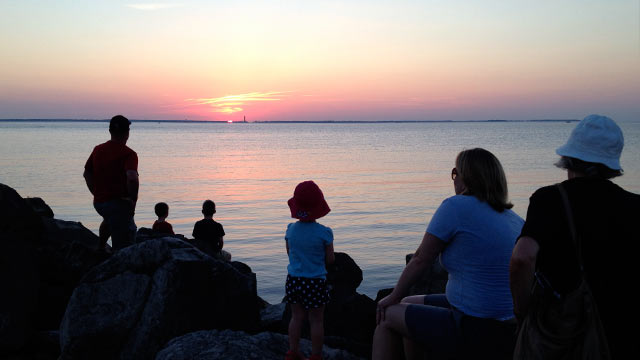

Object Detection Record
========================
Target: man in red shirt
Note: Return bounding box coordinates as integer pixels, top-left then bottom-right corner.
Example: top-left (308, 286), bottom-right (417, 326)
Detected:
top-left (84, 115), bottom-right (139, 250)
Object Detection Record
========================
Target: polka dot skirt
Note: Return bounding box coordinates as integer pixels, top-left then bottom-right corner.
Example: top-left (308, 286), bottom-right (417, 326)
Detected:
top-left (284, 275), bottom-right (330, 309)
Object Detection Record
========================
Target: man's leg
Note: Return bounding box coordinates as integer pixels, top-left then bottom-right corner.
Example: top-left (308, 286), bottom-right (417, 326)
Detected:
top-left (98, 220), bottom-right (111, 249)
top-left (99, 200), bottom-right (136, 251)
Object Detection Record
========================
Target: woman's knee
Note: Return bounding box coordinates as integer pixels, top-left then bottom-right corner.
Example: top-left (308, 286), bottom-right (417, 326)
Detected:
top-left (401, 295), bottom-right (426, 304)
top-left (379, 303), bottom-right (411, 335)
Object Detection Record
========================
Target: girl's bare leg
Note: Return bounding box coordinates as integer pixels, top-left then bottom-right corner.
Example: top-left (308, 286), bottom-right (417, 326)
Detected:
top-left (288, 304), bottom-right (306, 358)
top-left (308, 305), bottom-right (325, 356)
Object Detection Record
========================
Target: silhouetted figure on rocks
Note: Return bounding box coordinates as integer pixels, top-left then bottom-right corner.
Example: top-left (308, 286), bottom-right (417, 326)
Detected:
top-left (192, 199), bottom-right (231, 261)
top-left (152, 202), bottom-right (174, 235)
top-left (83, 115), bottom-right (139, 250)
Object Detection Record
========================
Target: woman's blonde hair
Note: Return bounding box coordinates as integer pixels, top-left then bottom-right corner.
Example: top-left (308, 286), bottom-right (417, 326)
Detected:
top-left (456, 148), bottom-right (513, 212)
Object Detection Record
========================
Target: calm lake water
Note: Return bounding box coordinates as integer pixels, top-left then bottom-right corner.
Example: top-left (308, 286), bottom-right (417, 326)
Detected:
top-left (1, 120), bottom-right (639, 304)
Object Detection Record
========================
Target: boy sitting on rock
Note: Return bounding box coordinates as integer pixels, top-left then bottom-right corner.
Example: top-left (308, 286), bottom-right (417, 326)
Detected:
top-left (152, 202), bottom-right (174, 235)
top-left (192, 200), bottom-right (231, 261)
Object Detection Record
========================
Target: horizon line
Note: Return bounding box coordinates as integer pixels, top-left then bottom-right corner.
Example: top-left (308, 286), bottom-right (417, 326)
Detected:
top-left (0, 118), bottom-right (580, 124)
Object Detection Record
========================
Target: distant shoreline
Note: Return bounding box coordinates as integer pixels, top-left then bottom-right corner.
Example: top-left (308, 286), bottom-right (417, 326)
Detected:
top-left (0, 118), bottom-right (579, 124)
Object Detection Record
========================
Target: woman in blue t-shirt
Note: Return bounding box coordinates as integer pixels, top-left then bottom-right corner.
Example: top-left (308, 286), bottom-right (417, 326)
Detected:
top-left (284, 181), bottom-right (335, 360)
top-left (372, 148), bottom-right (524, 360)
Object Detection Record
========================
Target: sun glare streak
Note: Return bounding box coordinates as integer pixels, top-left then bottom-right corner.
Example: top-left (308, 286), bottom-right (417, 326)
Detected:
top-left (186, 91), bottom-right (290, 114)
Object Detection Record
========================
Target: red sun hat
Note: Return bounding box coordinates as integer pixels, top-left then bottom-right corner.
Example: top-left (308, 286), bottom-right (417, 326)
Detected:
top-left (288, 181), bottom-right (331, 221)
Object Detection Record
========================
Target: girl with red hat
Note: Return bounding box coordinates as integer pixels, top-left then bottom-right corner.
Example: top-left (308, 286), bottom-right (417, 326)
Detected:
top-left (284, 181), bottom-right (335, 360)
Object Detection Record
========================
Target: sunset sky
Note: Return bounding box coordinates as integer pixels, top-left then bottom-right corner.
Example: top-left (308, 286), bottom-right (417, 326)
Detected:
top-left (1, 1), bottom-right (639, 122)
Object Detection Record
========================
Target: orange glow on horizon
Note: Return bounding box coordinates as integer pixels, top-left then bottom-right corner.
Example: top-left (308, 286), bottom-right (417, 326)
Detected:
top-left (185, 91), bottom-right (290, 115)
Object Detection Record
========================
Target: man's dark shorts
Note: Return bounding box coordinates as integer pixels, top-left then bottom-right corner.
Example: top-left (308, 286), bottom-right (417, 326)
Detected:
top-left (94, 199), bottom-right (136, 250)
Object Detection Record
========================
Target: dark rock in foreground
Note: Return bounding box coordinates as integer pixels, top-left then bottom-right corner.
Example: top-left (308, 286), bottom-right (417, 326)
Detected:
top-left (155, 329), bottom-right (365, 360)
top-left (326, 252), bottom-right (363, 298)
top-left (24, 197), bottom-right (54, 219)
top-left (136, 227), bottom-right (190, 243)
top-left (0, 183), bottom-right (41, 354)
top-left (260, 302), bottom-right (287, 333)
top-left (325, 253), bottom-right (376, 350)
top-left (37, 218), bottom-right (111, 330)
top-left (60, 238), bottom-right (261, 360)
top-left (1, 182), bottom-right (113, 359)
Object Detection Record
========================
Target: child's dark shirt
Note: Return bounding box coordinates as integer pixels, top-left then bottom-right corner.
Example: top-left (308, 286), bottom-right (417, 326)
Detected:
top-left (192, 218), bottom-right (225, 252)
top-left (152, 220), bottom-right (174, 235)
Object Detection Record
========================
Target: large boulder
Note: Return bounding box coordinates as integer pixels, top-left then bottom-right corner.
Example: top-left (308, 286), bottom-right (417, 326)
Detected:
top-left (135, 227), bottom-right (190, 243)
top-left (155, 329), bottom-right (365, 360)
top-left (24, 197), bottom-right (55, 219)
top-left (260, 302), bottom-right (287, 333)
top-left (60, 238), bottom-right (260, 360)
top-left (326, 252), bottom-right (362, 298)
top-left (325, 253), bottom-right (376, 348)
top-left (1, 183), bottom-right (111, 358)
top-left (0, 184), bottom-right (41, 355)
top-left (36, 218), bottom-right (111, 330)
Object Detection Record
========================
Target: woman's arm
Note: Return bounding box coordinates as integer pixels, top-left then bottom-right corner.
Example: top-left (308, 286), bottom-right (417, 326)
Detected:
top-left (510, 236), bottom-right (539, 323)
top-left (377, 232), bottom-right (445, 323)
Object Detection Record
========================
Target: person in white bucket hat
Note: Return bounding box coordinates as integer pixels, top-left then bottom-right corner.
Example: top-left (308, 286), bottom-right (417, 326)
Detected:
top-left (556, 114), bottom-right (624, 175)
top-left (510, 115), bottom-right (640, 358)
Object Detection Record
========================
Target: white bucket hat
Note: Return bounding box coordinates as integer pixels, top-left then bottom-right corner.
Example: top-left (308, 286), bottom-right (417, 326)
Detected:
top-left (556, 114), bottom-right (624, 170)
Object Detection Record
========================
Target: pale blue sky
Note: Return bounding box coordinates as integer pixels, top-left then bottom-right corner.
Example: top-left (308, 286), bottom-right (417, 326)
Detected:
top-left (1, 1), bottom-right (638, 121)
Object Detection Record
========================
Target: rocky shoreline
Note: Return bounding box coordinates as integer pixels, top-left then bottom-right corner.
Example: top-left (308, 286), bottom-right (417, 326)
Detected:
top-left (0, 183), bottom-right (447, 360)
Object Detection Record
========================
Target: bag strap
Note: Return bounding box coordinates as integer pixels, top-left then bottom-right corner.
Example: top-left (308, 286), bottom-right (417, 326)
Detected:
top-left (555, 183), bottom-right (612, 357)
top-left (556, 183), bottom-right (584, 273)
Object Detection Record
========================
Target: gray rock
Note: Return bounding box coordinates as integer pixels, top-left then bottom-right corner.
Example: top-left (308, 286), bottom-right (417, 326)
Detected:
top-left (155, 330), bottom-right (365, 360)
top-left (136, 227), bottom-right (190, 243)
top-left (24, 197), bottom-right (55, 218)
top-left (60, 238), bottom-right (260, 360)
top-left (326, 252), bottom-right (362, 299)
top-left (0, 183), bottom-right (41, 354)
top-left (1, 184), bottom-right (111, 357)
top-left (37, 218), bottom-right (111, 330)
top-left (260, 302), bottom-right (287, 333)
top-left (325, 254), bottom-right (376, 348)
